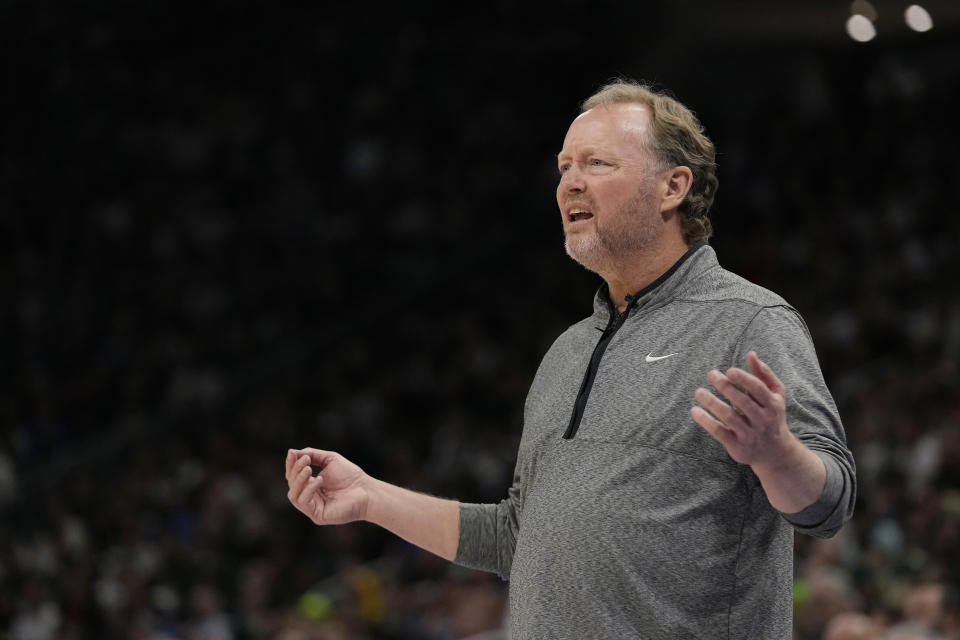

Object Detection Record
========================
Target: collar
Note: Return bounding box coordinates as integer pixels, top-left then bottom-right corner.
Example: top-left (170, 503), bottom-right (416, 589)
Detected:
top-left (591, 242), bottom-right (716, 321)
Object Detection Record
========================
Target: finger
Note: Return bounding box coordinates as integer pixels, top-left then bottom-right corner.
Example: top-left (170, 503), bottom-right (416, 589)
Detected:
top-left (746, 351), bottom-right (786, 395)
top-left (299, 448), bottom-right (337, 468)
top-left (690, 406), bottom-right (737, 447)
top-left (295, 471), bottom-right (321, 509)
top-left (707, 369), bottom-right (762, 423)
top-left (723, 367), bottom-right (772, 409)
top-left (287, 460), bottom-right (312, 499)
top-left (286, 449), bottom-right (311, 482)
top-left (694, 386), bottom-right (750, 430)
top-left (305, 476), bottom-right (329, 522)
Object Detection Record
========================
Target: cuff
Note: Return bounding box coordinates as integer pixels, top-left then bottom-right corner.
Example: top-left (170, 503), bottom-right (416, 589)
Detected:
top-left (780, 450), bottom-right (846, 535)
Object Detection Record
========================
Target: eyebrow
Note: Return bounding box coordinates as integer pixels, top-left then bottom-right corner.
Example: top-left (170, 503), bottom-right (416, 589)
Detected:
top-left (556, 148), bottom-right (597, 161)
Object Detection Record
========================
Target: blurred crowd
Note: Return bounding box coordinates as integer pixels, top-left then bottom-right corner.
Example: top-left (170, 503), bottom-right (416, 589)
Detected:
top-left (3, 3), bottom-right (959, 639)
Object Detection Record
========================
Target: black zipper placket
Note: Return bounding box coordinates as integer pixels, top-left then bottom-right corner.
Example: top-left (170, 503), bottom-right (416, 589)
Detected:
top-left (562, 295), bottom-right (639, 440)
top-left (559, 243), bottom-right (704, 441)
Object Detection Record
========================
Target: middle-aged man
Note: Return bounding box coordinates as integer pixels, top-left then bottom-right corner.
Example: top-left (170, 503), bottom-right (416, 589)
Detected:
top-left (285, 78), bottom-right (856, 638)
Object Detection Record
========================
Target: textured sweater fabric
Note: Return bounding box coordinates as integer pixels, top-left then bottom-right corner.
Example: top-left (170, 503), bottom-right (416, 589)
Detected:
top-left (454, 244), bottom-right (856, 639)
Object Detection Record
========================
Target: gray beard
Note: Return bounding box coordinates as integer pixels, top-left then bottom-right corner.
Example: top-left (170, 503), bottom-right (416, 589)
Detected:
top-left (564, 231), bottom-right (620, 275)
top-left (563, 190), bottom-right (661, 275)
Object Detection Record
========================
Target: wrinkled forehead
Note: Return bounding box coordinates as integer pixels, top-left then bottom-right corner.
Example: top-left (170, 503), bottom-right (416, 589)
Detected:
top-left (561, 103), bottom-right (653, 154)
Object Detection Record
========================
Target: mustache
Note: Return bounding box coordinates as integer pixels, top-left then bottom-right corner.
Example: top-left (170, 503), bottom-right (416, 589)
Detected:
top-left (563, 198), bottom-right (595, 210)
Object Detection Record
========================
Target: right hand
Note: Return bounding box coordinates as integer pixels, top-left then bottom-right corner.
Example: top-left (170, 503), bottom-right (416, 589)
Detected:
top-left (285, 448), bottom-right (370, 525)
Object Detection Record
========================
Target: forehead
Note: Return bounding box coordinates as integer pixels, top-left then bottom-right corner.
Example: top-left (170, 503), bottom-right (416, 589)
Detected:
top-left (560, 103), bottom-right (652, 157)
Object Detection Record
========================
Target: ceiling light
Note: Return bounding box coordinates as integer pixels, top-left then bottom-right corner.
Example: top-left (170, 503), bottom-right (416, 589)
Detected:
top-left (904, 5), bottom-right (933, 32)
top-left (846, 14), bottom-right (877, 42)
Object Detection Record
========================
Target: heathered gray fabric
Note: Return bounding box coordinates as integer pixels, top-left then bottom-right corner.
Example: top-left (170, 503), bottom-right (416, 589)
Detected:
top-left (454, 245), bottom-right (856, 639)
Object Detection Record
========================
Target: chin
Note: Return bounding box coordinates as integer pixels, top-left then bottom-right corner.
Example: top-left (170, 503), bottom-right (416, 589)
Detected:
top-left (564, 238), bottom-right (611, 275)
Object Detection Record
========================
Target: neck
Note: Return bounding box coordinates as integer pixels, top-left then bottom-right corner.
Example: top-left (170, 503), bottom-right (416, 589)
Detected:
top-left (604, 237), bottom-right (691, 312)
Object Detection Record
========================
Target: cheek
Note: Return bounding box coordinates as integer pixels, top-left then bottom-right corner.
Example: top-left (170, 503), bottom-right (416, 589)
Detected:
top-left (608, 185), bottom-right (640, 210)
top-left (556, 190), bottom-right (568, 219)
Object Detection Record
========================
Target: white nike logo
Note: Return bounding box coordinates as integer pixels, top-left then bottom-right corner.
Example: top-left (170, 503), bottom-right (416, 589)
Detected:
top-left (645, 352), bottom-right (678, 363)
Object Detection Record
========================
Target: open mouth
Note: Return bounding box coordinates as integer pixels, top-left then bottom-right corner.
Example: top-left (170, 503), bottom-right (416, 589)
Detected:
top-left (568, 208), bottom-right (594, 222)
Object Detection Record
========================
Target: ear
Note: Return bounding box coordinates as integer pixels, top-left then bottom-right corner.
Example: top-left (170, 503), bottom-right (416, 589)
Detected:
top-left (659, 165), bottom-right (693, 214)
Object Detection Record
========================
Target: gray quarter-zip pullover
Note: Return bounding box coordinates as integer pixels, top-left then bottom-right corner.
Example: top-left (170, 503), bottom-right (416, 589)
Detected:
top-left (455, 244), bottom-right (856, 639)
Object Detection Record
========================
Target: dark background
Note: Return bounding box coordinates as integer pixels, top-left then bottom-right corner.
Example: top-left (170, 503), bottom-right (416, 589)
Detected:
top-left (3, 1), bottom-right (959, 638)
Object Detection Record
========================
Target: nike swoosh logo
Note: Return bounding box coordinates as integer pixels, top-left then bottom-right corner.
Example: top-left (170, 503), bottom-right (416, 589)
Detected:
top-left (645, 352), bottom-right (678, 363)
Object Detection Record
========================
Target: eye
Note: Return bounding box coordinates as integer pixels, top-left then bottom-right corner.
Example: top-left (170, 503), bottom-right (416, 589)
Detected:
top-left (590, 158), bottom-right (606, 166)
top-left (558, 163), bottom-right (570, 174)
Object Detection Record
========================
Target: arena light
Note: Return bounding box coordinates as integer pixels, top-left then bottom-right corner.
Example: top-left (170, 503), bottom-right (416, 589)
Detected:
top-left (904, 5), bottom-right (933, 32)
top-left (846, 14), bottom-right (877, 41)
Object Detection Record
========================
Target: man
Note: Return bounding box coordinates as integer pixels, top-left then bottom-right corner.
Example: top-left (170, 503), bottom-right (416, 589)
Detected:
top-left (285, 79), bottom-right (856, 638)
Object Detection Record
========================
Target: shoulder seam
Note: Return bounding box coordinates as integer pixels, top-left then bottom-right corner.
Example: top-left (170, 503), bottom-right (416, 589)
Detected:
top-left (731, 307), bottom-right (767, 369)
top-left (673, 297), bottom-right (795, 311)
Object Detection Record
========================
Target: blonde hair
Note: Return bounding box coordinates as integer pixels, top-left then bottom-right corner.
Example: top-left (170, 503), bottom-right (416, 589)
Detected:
top-left (582, 79), bottom-right (718, 244)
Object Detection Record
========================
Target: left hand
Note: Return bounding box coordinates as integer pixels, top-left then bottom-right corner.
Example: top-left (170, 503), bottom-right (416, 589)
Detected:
top-left (690, 351), bottom-right (793, 468)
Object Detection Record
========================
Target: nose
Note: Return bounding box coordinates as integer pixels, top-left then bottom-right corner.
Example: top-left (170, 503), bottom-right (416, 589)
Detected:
top-left (558, 164), bottom-right (585, 194)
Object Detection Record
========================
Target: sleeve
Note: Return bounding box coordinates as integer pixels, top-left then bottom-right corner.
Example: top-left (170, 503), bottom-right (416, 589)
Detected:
top-left (735, 305), bottom-right (857, 538)
top-left (452, 328), bottom-right (571, 580)
top-left (454, 479), bottom-right (522, 581)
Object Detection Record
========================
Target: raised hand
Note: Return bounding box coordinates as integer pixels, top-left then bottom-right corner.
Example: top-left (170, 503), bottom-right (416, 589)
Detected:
top-left (690, 351), bottom-right (792, 468)
top-left (690, 350), bottom-right (827, 513)
top-left (285, 448), bottom-right (370, 525)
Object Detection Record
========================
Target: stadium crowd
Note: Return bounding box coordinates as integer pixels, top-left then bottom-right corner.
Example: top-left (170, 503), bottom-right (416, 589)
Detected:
top-left (3, 3), bottom-right (959, 639)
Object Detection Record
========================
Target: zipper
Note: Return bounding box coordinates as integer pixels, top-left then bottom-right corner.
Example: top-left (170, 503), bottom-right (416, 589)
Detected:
top-left (560, 244), bottom-right (702, 440)
top-left (562, 296), bottom-right (638, 439)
